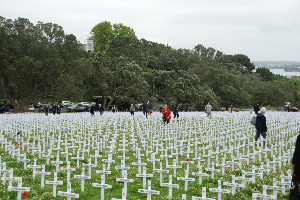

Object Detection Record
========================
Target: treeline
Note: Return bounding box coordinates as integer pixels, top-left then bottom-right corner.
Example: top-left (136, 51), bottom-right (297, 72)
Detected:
top-left (1, 17), bottom-right (300, 111)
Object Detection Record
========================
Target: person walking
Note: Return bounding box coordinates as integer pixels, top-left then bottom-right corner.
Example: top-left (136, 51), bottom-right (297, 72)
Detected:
top-left (142, 102), bottom-right (148, 119)
top-left (147, 101), bottom-right (153, 116)
top-left (57, 105), bottom-right (61, 115)
top-left (255, 107), bottom-right (267, 146)
top-left (173, 102), bottom-right (179, 119)
top-left (162, 104), bottom-right (171, 124)
top-left (254, 104), bottom-right (259, 114)
top-left (205, 102), bottom-right (212, 119)
top-left (130, 104), bottom-right (135, 116)
top-left (44, 105), bottom-right (49, 116)
top-left (90, 103), bottom-right (96, 117)
top-left (52, 104), bottom-right (56, 115)
top-left (291, 134), bottom-right (300, 198)
top-left (98, 104), bottom-right (104, 116)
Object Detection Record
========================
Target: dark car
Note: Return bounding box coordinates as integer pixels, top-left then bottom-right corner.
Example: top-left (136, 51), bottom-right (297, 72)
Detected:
top-left (284, 106), bottom-right (299, 112)
top-left (0, 105), bottom-right (9, 113)
top-left (39, 105), bottom-right (53, 112)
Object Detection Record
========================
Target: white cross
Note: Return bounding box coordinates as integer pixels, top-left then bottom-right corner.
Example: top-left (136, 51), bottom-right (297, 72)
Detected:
top-left (19, 153), bottom-right (30, 169)
top-left (205, 162), bottom-right (221, 179)
top-left (1, 168), bottom-right (15, 187)
top-left (83, 158), bottom-right (96, 176)
top-left (132, 149), bottom-right (146, 174)
top-left (209, 180), bottom-right (230, 200)
top-left (215, 158), bottom-right (230, 176)
top-left (27, 159), bottom-right (41, 180)
top-left (91, 148), bottom-right (102, 165)
top-left (167, 159), bottom-right (182, 178)
top-left (160, 175), bottom-right (179, 199)
top-left (71, 150), bottom-right (84, 168)
top-left (153, 162), bottom-right (169, 184)
top-left (61, 161), bottom-right (76, 182)
top-left (92, 174), bottom-right (112, 200)
top-left (34, 164), bottom-right (51, 188)
top-left (136, 166), bottom-right (154, 188)
top-left (234, 170), bottom-right (254, 188)
top-left (192, 165), bottom-right (209, 185)
top-left (116, 170), bottom-right (134, 198)
top-left (7, 177), bottom-right (30, 200)
top-left (192, 187), bottom-right (215, 200)
top-left (223, 175), bottom-right (244, 195)
top-left (42, 149), bottom-right (54, 165)
top-left (58, 182), bottom-right (79, 200)
top-left (177, 170), bottom-right (195, 191)
top-left (138, 180), bottom-right (160, 200)
top-left (46, 172), bottom-right (63, 197)
top-left (74, 167), bottom-right (91, 192)
top-left (252, 185), bottom-right (277, 200)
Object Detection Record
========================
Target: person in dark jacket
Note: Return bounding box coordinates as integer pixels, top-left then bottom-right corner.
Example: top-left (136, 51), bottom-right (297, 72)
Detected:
top-left (142, 102), bottom-right (148, 119)
top-left (253, 104), bottom-right (259, 114)
top-left (159, 105), bottom-right (163, 113)
top-left (90, 103), bottom-right (95, 117)
top-left (44, 105), bottom-right (49, 116)
top-left (255, 107), bottom-right (267, 146)
top-left (52, 104), bottom-right (56, 115)
top-left (291, 134), bottom-right (300, 186)
top-left (173, 102), bottom-right (179, 119)
top-left (98, 104), bottom-right (104, 116)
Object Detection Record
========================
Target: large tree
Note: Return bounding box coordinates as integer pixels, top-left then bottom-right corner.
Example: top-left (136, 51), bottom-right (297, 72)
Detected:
top-left (91, 21), bottom-right (137, 53)
top-left (0, 17), bottom-right (83, 111)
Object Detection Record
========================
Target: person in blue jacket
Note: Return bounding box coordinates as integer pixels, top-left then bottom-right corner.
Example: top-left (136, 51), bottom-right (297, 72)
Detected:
top-left (255, 107), bottom-right (267, 146)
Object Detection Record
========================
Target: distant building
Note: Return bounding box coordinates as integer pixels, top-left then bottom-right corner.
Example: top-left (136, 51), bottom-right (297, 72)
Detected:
top-left (84, 35), bottom-right (94, 52)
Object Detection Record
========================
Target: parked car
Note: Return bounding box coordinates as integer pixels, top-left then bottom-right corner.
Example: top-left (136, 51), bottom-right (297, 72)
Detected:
top-left (67, 104), bottom-right (87, 112)
top-left (29, 105), bottom-right (34, 111)
top-left (78, 102), bottom-right (90, 107)
top-left (34, 102), bottom-right (48, 108)
top-left (284, 106), bottom-right (299, 112)
top-left (58, 101), bottom-right (73, 108)
top-left (0, 105), bottom-right (9, 113)
top-left (39, 105), bottom-right (53, 112)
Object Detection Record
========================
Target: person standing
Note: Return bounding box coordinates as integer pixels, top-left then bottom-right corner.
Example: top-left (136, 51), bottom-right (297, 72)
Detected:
top-left (130, 104), bottom-right (135, 116)
top-left (162, 105), bottom-right (171, 124)
top-left (254, 104), bottom-right (259, 114)
top-left (98, 104), bottom-right (104, 116)
top-left (52, 104), bottom-right (56, 115)
top-left (255, 107), bottom-right (267, 146)
top-left (288, 104), bottom-right (290, 112)
top-left (173, 102), bottom-right (179, 119)
top-left (90, 103), bottom-right (95, 117)
top-left (112, 106), bottom-right (116, 113)
top-left (57, 105), bottom-right (61, 115)
top-left (291, 134), bottom-right (300, 192)
top-left (142, 102), bottom-right (148, 119)
top-left (159, 105), bottom-right (163, 113)
top-left (205, 102), bottom-right (212, 119)
top-left (147, 101), bottom-right (153, 116)
top-left (229, 105), bottom-right (233, 113)
top-left (44, 105), bottom-right (49, 116)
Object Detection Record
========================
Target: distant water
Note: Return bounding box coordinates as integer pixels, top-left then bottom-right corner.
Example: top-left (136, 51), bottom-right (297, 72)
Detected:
top-left (269, 69), bottom-right (300, 76)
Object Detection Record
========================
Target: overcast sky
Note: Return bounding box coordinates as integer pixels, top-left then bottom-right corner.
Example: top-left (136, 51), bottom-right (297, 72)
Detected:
top-left (1, 0), bottom-right (299, 61)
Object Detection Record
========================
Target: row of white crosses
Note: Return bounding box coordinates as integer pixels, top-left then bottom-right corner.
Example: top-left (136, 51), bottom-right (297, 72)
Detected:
top-left (0, 111), bottom-right (299, 199)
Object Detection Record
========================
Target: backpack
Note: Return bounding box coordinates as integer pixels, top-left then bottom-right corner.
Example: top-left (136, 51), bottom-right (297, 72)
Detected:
top-left (250, 116), bottom-right (256, 126)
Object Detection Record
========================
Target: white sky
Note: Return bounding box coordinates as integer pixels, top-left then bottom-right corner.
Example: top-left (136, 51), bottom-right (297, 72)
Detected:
top-left (1, 0), bottom-right (299, 61)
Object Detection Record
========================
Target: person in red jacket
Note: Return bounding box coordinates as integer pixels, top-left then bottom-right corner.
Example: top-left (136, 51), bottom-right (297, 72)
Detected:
top-left (162, 104), bottom-right (171, 124)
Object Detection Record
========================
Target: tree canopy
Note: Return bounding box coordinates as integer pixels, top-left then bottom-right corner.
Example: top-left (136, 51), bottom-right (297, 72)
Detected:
top-left (1, 16), bottom-right (298, 111)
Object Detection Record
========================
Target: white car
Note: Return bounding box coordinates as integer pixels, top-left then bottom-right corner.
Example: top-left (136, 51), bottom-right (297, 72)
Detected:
top-left (78, 102), bottom-right (90, 107)
top-left (29, 105), bottom-right (34, 111)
